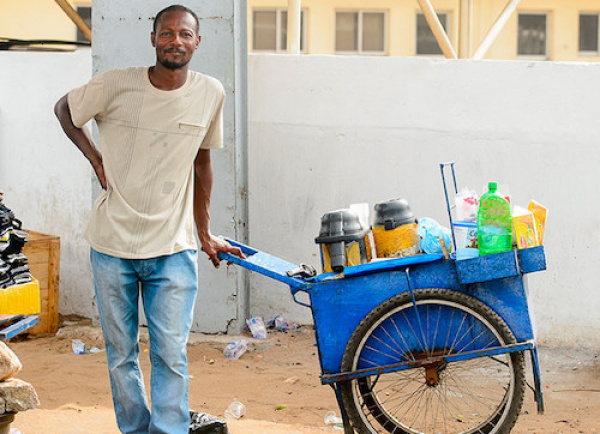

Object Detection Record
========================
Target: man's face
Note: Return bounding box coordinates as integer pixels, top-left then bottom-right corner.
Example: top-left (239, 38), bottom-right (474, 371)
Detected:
top-left (151, 10), bottom-right (200, 70)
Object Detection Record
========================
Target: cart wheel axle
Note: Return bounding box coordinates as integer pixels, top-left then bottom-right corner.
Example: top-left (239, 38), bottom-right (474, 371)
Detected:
top-left (425, 363), bottom-right (440, 387)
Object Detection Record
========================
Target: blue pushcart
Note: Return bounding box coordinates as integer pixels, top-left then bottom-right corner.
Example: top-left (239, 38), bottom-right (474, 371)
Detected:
top-left (218, 165), bottom-right (547, 434)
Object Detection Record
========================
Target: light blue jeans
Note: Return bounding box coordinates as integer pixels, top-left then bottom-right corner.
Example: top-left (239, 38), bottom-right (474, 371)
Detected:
top-left (90, 248), bottom-right (198, 434)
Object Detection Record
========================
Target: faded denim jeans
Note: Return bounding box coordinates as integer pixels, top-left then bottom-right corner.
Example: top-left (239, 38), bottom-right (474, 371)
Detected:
top-left (90, 248), bottom-right (198, 434)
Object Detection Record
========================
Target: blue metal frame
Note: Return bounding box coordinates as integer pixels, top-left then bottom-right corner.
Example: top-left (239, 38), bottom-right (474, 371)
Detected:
top-left (0, 315), bottom-right (39, 340)
top-left (440, 162), bottom-right (459, 251)
top-left (218, 240), bottom-right (546, 414)
top-left (220, 239), bottom-right (309, 292)
top-left (321, 341), bottom-right (535, 384)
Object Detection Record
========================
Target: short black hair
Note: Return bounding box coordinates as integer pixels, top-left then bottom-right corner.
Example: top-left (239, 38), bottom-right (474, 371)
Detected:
top-left (153, 5), bottom-right (199, 34)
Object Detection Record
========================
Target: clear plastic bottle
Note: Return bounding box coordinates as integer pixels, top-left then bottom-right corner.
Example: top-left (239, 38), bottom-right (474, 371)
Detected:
top-left (324, 410), bottom-right (344, 430)
top-left (477, 182), bottom-right (513, 255)
top-left (224, 401), bottom-right (246, 419)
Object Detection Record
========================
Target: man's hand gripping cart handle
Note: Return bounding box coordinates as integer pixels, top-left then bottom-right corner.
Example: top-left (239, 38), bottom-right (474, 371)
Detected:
top-left (216, 237), bottom-right (316, 307)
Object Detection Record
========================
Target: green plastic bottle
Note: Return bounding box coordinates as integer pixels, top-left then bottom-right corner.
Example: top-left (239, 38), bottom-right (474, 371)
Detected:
top-left (477, 182), bottom-right (513, 255)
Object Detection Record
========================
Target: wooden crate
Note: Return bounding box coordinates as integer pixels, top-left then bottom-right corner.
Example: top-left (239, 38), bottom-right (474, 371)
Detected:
top-left (21, 230), bottom-right (60, 334)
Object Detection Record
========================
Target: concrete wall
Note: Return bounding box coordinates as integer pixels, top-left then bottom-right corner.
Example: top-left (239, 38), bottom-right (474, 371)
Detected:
top-left (2, 49), bottom-right (599, 348)
top-left (248, 54), bottom-right (600, 349)
top-left (1, 0), bottom-right (249, 333)
top-left (0, 49), bottom-right (95, 319)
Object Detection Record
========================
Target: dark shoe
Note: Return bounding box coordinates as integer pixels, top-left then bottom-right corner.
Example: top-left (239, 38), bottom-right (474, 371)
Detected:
top-left (0, 202), bottom-right (21, 230)
top-left (1, 229), bottom-right (27, 256)
top-left (0, 210), bottom-right (10, 240)
top-left (11, 272), bottom-right (32, 285)
top-left (5, 254), bottom-right (28, 268)
top-left (0, 259), bottom-right (9, 276)
top-left (189, 411), bottom-right (228, 434)
top-left (0, 202), bottom-right (15, 221)
top-left (0, 274), bottom-right (13, 288)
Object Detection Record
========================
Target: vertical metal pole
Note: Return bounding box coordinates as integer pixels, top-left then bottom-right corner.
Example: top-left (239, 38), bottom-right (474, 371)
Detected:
top-left (287, 0), bottom-right (301, 54)
top-left (473, 0), bottom-right (521, 59)
top-left (234, 0), bottom-right (250, 328)
top-left (440, 163), bottom-right (458, 253)
top-left (415, 0), bottom-right (457, 59)
top-left (405, 269), bottom-right (428, 355)
top-left (530, 345), bottom-right (545, 414)
top-left (459, 0), bottom-right (473, 58)
top-left (328, 384), bottom-right (354, 433)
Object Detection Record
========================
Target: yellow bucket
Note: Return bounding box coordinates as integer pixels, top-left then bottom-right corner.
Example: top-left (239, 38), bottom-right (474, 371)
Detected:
top-left (372, 223), bottom-right (420, 258)
top-left (320, 236), bottom-right (372, 273)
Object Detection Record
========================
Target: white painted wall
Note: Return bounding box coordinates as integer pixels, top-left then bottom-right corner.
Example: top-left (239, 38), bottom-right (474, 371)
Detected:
top-left (0, 49), bottom-right (96, 319)
top-left (2, 50), bottom-right (598, 348)
top-left (248, 54), bottom-right (599, 349)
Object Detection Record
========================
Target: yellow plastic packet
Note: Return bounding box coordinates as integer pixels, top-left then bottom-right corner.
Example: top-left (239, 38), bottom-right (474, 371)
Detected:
top-left (513, 207), bottom-right (538, 249)
top-left (528, 200), bottom-right (547, 245)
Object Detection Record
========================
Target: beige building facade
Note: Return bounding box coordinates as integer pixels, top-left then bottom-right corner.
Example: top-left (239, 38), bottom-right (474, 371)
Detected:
top-left (2, 0), bottom-right (600, 62)
top-left (248, 0), bottom-right (600, 61)
top-left (0, 0), bottom-right (92, 43)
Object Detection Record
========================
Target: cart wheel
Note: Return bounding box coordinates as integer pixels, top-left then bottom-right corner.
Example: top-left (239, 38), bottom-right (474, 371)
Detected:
top-left (340, 288), bottom-right (525, 434)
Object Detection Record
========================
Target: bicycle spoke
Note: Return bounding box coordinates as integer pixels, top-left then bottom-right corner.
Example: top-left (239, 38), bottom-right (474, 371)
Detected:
top-left (342, 291), bottom-right (525, 434)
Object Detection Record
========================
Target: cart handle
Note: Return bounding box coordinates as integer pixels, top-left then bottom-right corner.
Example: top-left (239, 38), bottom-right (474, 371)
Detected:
top-left (217, 237), bottom-right (314, 299)
top-left (440, 162), bottom-right (458, 252)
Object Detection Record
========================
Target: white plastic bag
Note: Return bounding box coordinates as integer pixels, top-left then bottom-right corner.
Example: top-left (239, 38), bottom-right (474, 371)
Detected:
top-left (418, 218), bottom-right (452, 254)
top-left (71, 339), bottom-right (86, 355)
top-left (223, 339), bottom-right (249, 360)
top-left (454, 188), bottom-right (479, 222)
top-left (246, 317), bottom-right (267, 339)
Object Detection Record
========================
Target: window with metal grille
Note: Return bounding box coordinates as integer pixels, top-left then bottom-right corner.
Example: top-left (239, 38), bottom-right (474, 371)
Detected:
top-left (517, 13), bottom-right (548, 58)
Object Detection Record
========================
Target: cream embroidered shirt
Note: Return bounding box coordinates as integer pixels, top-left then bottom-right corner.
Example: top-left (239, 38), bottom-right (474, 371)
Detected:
top-left (68, 66), bottom-right (225, 259)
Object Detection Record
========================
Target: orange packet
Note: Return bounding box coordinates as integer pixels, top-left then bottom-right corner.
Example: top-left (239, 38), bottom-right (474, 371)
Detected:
top-left (528, 200), bottom-right (547, 245)
top-left (513, 207), bottom-right (538, 249)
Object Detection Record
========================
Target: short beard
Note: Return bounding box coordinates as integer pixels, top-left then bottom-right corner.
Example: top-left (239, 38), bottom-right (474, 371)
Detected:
top-left (158, 57), bottom-right (190, 70)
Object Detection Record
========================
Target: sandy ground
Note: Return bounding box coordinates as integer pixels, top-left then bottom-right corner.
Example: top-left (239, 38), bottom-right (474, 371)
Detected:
top-left (5, 318), bottom-right (600, 433)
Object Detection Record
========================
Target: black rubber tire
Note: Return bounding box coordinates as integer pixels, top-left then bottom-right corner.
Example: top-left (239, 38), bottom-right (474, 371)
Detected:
top-left (340, 288), bottom-right (526, 434)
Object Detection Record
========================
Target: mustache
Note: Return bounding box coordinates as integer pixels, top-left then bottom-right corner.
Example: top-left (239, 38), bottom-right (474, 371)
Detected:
top-left (164, 48), bottom-right (186, 54)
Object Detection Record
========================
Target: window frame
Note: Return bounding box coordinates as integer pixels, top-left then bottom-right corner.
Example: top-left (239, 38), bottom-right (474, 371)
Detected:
top-left (578, 12), bottom-right (600, 56)
top-left (516, 11), bottom-right (550, 60)
top-left (252, 8), bottom-right (308, 54)
top-left (75, 5), bottom-right (92, 44)
top-left (334, 10), bottom-right (388, 55)
top-left (415, 11), bottom-right (451, 57)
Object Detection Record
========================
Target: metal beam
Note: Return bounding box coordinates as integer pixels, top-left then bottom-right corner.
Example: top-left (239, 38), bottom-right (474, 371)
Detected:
top-left (473, 0), bottom-right (521, 59)
top-left (416, 0), bottom-right (457, 59)
top-left (54, 0), bottom-right (92, 43)
top-left (459, 0), bottom-right (473, 58)
top-left (321, 341), bottom-right (536, 384)
top-left (287, 0), bottom-right (301, 54)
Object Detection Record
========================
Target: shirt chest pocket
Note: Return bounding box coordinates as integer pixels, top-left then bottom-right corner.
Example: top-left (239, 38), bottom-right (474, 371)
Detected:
top-left (178, 121), bottom-right (209, 138)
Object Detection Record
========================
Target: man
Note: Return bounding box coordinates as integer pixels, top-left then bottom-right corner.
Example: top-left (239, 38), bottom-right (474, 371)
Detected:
top-left (54, 5), bottom-right (243, 433)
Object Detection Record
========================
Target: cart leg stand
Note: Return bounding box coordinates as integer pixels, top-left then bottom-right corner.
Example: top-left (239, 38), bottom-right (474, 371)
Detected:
top-left (530, 344), bottom-right (545, 414)
top-left (330, 383), bottom-right (355, 433)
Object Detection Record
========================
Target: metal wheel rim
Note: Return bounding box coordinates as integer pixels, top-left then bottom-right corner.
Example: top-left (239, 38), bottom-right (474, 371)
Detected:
top-left (350, 298), bottom-right (516, 434)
